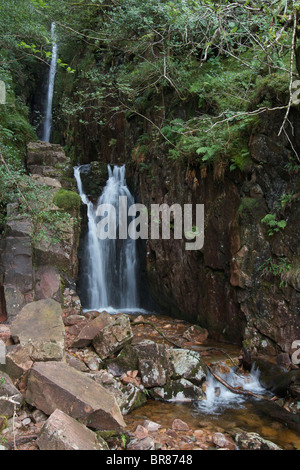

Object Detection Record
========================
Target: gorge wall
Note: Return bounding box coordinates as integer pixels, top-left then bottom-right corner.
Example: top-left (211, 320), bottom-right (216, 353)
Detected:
top-left (57, 91), bottom-right (300, 358)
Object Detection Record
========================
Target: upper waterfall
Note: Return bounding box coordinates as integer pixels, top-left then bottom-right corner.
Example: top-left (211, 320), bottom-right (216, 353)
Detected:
top-left (42, 22), bottom-right (58, 142)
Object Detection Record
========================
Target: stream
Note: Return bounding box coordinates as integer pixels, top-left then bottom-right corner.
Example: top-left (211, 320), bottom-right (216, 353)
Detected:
top-left (122, 314), bottom-right (300, 450)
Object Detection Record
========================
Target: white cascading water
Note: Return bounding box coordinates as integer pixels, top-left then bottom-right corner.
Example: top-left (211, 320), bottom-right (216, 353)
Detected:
top-left (196, 364), bottom-right (266, 414)
top-left (74, 164), bottom-right (140, 312)
top-left (42, 22), bottom-right (58, 142)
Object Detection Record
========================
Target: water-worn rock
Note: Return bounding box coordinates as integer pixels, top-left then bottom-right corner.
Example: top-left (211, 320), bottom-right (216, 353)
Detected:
top-left (168, 349), bottom-right (206, 385)
top-left (0, 372), bottom-right (24, 417)
top-left (127, 437), bottom-right (155, 450)
top-left (182, 325), bottom-right (209, 343)
top-left (172, 419), bottom-right (189, 431)
top-left (72, 311), bottom-right (112, 348)
top-left (92, 314), bottom-right (133, 360)
top-left (37, 409), bottom-right (109, 450)
top-left (235, 431), bottom-right (282, 450)
top-left (26, 361), bottom-right (126, 431)
top-left (212, 432), bottom-right (237, 450)
top-left (133, 340), bottom-right (171, 388)
top-left (142, 420), bottom-right (162, 432)
top-left (10, 299), bottom-right (65, 362)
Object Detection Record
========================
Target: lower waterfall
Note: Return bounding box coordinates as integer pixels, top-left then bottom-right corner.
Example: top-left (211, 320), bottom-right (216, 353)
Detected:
top-left (74, 164), bottom-right (143, 313)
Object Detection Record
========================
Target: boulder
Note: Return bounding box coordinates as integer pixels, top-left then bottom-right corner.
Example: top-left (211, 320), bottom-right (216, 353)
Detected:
top-left (0, 372), bottom-right (24, 417)
top-left (10, 299), bottom-right (65, 362)
top-left (150, 378), bottom-right (204, 402)
top-left (127, 437), bottom-right (155, 450)
top-left (182, 325), bottom-right (209, 343)
top-left (107, 344), bottom-right (139, 377)
top-left (91, 370), bottom-right (147, 415)
top-left (133, 340), bottom-right (171, 388)
top-left (72, 311), bottom-right (112, 348)
top-left (212, 432), bottom-right (237, 450)
top-left (26, 361), bottom-right (126, 431)
top-left (0, 326), bottom-right (11, 344)
top-left (81, 347), bottom-right (103, 371)
top-left (235, 431), bottom-right (282, 450)
top-left (168, 349), bottom-right (206, 385)
top-left (0, 344), bottom-right (33, 384)
top-left (92, 314), bottom-right (133, 360)
top-left (37, 409), bottom-right (108, 450)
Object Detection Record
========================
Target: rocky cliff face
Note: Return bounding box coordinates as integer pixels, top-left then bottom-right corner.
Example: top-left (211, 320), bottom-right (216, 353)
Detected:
top-left (0, 142), bottom-right (81, 323)
top-left (125, 109), bottom-right (300, 358)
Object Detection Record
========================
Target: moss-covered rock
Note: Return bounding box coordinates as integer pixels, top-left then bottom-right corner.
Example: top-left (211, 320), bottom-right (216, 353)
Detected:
top-left (52, 189), bottom-right (81, 213)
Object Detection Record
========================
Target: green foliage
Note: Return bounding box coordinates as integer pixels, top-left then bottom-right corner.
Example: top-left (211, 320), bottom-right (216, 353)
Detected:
top-left (261, 213), bottom-right (287, 236)
top-left (52, 189), bottom-right (81, 213)
top-left (258, 257), bottom-right (291, 288)
top-left (261, 191), bottom-right (294, 236)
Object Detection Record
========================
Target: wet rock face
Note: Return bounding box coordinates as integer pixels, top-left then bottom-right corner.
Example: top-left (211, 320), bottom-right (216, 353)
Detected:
top-left (132, 112), bottom-right (300, 355)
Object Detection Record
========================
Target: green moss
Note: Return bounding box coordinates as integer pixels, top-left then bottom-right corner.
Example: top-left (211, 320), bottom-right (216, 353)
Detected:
top-left (238, 197), bottom-right (260, 222)
top-left (0, 415), bottom-right (7, 433)
top-left (52, 189), bottom-right (81, 213)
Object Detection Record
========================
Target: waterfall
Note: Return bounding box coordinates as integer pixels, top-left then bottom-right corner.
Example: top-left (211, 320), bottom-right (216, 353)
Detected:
top-left (74, 164), bottom-right (141, 313)
top-left (42, 22), bottom-right (58, 142)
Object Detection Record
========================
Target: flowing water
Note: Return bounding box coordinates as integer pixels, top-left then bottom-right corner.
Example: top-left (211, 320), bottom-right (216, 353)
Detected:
top-left (42, 22), bottom-right (58, 142)
top-left (74, 166), bottom-right (300, 450)
top-left (74, 164), bottom-right (146, 313)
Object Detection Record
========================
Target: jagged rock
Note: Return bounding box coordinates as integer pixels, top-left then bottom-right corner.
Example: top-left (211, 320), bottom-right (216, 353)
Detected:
top-left (26, 361), bottom-right (126, 431)
top-left (0, 372), bottom-right (24, 418)
top-left (65, 353), bottom-right (89, 372)
top-left (72, 311), bottom-right (112, 348)
top-left (63, 315), bottom-right (86, 326)
top-left (0, 236), bottom-right (33, 320)
top-left (91, 370), bottom-right (147, 415)
top-left (81, 347), bottom-right (103, 371)
top-left (35, 266), bottom-right (62, 303)
top-left (92, 314), bottom-right (133, 360)
top-left (10, 299), bottom-right (65, 362)
top-left (33, 220), bottom-right (79, 278)
top-left (107, 344), bottom-right (139, 377)
top-left (31, 175), bottom-right (62, 189)
top-left (235, 431), bottom-right (282, 450)
top-left (0, 326), bottom-right (11, 344)
top-left (37, 409), bottom-right (109, 450)
top-left (26, 141), bottom-right (71, 178)
top-left (150, 378), bottom-right (204, 402)
top-left (0, 344), bottom-right (33, 384)
top-left (168, 348), bottom-right (206, 385)
top-left (5, 217), bottom-right (33, 238)
top-left (133, 340), bottom-right (171, 388)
